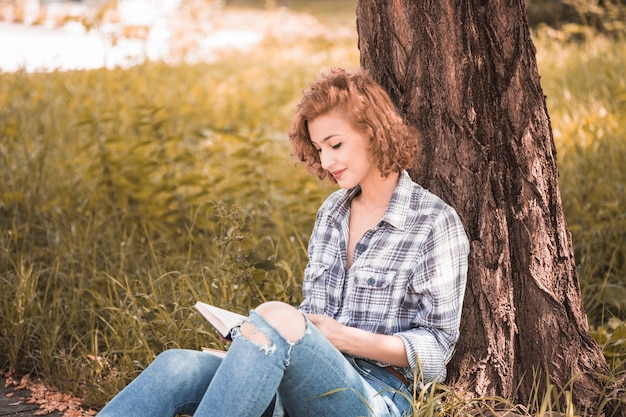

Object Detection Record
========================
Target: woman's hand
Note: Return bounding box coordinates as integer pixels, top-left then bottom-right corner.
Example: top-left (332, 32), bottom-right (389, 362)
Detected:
top-left (307, 313), bottom-right (410, 368)
top-left (307, 314), bottom-right (350, 351)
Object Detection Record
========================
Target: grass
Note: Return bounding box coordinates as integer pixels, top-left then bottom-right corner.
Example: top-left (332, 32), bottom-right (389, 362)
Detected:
top-left (534, 27), bottom-right (626, 373)
top-left (0, 7), bottom-right (356, 406)
top-left (0, 2), bottom-right (625, 415)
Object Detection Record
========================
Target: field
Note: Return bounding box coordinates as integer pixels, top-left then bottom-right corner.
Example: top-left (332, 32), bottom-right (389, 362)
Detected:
top-left (0, 1), bottom-right (624, 413)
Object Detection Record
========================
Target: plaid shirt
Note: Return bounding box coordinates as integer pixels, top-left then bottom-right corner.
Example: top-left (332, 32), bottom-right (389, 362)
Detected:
top-left (299, 171), bottom-right (469, 384)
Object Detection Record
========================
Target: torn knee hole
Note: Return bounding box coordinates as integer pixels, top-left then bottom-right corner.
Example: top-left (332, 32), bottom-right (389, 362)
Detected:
top-left (240, 321), bottom-right (271, 346)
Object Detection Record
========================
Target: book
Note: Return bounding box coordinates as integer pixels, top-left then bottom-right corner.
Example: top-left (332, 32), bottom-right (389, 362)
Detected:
top-left (194, 301), bottom-right (246, 340)
top-left (201, 347), bottom-right (228, 358)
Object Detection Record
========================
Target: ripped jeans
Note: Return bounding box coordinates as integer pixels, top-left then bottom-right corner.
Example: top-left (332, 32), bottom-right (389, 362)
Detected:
top-left (96, 310), bottom-right (413, 417)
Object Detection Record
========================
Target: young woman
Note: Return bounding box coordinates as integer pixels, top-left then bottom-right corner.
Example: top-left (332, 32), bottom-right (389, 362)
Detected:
top-left (97, 68), bottom-right (469, 417)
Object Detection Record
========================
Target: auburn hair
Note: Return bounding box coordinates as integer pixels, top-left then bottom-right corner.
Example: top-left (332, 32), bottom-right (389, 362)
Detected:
top-left (288, 68), bottom-right (416, 183)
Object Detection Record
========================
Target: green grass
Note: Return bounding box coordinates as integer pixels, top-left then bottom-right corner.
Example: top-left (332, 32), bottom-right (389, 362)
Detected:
top-left (533, 28), bottom-right (626, 378)
top-left (535, 26), bottom-right (626, 339)
top-left (0, 12), bottom-right (357, 406)
top-left (0, 4), bottom-right (625, 415)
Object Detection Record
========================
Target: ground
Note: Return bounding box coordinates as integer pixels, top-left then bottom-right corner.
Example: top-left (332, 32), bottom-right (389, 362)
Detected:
top-left (1, 371), bottom-right (92, 417)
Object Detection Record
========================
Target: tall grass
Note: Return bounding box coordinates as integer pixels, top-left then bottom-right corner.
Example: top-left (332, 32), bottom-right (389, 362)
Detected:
top-left (0, 27), bottom-right (356, 405)
top-left (0, 7), bottom-right (624, 413)
top-left (535, 27), bottom-right (626, 371)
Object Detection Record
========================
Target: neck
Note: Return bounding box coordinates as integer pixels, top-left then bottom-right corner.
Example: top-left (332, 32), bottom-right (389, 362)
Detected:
top-left (355, 171), bottom-right (400, 209)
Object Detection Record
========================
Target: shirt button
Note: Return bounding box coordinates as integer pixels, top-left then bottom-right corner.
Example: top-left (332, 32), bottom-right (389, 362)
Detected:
top-left (367, 277), bottom-right (376, 285)
top-left (356, 243), bottom-right (367, 252)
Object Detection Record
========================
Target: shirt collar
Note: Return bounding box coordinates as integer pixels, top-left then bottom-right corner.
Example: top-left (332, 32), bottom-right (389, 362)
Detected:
top-left (380, 171), bottom-right (413, 231)
top-left (327, 171), bottom-right (413, 231)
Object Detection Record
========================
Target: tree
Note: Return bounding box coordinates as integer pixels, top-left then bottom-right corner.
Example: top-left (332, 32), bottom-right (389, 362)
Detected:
top-left (355, 0), bottom-right (623, 414)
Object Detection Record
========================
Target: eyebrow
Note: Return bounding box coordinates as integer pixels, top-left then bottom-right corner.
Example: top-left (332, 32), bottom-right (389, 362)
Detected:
top-left (311, 134), bottom-right (338, 147)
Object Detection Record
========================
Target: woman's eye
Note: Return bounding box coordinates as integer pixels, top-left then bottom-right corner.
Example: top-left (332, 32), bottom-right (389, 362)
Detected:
top-left (315, 148), bottom-right (322, 153)
top-left (331, 143), bottom-right (342, 150)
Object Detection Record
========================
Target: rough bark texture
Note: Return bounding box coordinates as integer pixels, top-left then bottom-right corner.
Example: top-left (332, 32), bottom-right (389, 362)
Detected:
top-left (356, 0), bottom-right (621, 414)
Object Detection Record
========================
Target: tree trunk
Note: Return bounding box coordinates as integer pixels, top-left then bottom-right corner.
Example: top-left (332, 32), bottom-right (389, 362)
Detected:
top-left (356, 0), bottom-right (622, 414)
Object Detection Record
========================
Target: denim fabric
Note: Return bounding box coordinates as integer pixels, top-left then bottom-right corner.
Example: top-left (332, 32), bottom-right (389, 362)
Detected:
top-left (97, 311), bottom-right (413, 417)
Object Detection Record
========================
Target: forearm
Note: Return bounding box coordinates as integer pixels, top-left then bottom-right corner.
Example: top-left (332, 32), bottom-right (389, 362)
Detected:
top-left (307, 314), bottom-right (409, 367)
top-left (340, 326), bottom-right (410, 367)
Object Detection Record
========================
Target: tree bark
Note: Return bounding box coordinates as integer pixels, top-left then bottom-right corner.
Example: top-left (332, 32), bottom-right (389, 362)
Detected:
top-left (356, 0), bottom-right (622, 414)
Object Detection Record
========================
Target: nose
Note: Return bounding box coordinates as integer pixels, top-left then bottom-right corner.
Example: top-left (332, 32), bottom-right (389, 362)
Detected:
top-left (320, 149), bottom-right (334, 170)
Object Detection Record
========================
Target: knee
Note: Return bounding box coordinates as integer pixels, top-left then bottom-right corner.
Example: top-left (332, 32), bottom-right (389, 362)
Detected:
top-left (153, 349), bottom-right (187, 368)
top-left (151, 349), bottom-right (213, 379)
top-left (242, 301), bottom-right (306, 343)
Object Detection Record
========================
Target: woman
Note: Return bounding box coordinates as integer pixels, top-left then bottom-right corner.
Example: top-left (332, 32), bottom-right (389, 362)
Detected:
top-left (97, 68), bottom-right (469, 417)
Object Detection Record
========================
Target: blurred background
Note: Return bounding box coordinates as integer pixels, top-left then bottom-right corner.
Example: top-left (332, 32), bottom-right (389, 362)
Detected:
top-left (2, 0), bottom-right (623, 72)
top-left (0, 0), bottom-right (358, 71)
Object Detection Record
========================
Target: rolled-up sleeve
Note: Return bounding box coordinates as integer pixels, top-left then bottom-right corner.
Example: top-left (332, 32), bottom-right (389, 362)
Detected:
top-left (395, 208), bottom-right (469, 382)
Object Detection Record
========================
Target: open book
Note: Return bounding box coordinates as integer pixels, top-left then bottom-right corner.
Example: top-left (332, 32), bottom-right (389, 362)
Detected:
top-left (201, 347), bottom-right (228, 358)
top-left (194, 301), bottom-right (246, 340)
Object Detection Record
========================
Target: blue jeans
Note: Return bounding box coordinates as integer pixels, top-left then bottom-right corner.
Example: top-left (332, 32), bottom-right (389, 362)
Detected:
top-left (97, 310), bottom-right (413, 417)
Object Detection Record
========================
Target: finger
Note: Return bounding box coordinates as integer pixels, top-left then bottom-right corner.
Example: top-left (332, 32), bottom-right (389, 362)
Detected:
top-left (307, 314), bottom-right (323, 324)
top-left (215, 329), bottom-right (232, 343)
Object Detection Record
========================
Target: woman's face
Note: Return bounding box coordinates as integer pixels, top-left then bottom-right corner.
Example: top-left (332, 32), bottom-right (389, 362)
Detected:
top-left (308, 112), bottom-right (379, 190)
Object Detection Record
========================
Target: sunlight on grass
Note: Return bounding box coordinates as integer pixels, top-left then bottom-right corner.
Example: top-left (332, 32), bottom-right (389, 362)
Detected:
top-left (535, 27), bottom-right (626, 331)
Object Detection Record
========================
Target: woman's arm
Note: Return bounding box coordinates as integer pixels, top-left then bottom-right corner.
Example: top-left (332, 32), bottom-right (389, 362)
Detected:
top-left (307, 314), bottom-right (409, 367)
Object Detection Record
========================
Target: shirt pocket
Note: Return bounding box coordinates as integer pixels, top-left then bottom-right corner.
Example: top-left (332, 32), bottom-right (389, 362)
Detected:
top-left (349, 268), bottom-right (397, 331)
top-left (301, 263), bottom-right (329, 314)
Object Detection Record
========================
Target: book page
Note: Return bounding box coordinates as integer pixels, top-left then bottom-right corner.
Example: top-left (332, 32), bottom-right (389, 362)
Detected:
top-left (201, 347), bottom-right (227, 358)
top-left (194, 301), bottom-right (246, 338)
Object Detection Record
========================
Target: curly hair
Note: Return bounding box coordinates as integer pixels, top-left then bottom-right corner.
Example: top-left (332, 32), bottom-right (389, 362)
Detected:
top-left (288, 68), bottom-right (416, 183)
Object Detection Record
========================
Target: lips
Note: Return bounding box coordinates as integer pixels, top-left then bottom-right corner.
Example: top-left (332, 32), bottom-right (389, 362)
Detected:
top-left (331, 169), bottom-right (346, 180)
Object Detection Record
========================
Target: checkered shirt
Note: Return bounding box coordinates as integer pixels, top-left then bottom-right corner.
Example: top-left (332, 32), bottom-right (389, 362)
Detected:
top-left (299, 171), bottom-right (469, 384)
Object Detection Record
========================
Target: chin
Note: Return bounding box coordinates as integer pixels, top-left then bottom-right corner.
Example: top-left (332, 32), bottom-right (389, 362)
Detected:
top-left (337, 180), bottom-right (358, 190)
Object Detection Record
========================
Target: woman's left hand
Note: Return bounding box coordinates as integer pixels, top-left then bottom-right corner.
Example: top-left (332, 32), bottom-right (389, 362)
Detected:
top-left (307, 314), bottom-right (351, 351)
top-left (306, 313), bottom-right (410, 367)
